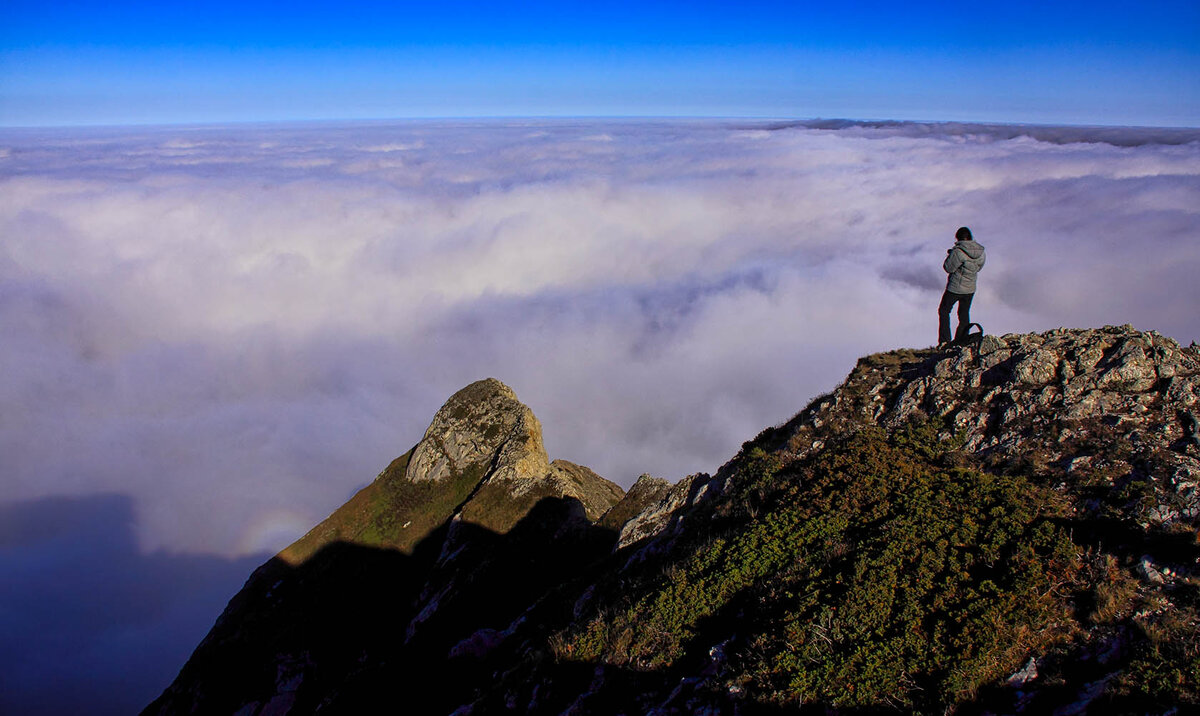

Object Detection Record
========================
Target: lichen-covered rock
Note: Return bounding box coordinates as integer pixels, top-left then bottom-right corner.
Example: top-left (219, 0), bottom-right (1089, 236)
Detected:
top-left (817, 326), bottom-right (1200, 530)
top-left (1012, 348), bottom-right (1060, 386)
top-left (406, 378), bottom-right (548, 485)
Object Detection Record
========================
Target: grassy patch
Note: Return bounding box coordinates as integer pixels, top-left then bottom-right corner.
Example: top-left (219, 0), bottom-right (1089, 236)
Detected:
top-left (279, 449), bottom-right (491, 562)
top-left (1111, 605), bottom-right (1200, 707)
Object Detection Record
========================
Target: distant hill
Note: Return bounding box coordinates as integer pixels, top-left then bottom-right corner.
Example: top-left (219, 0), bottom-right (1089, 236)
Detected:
top-left (144, 326), bottom-right (1199, 714)
top-left (759, 119), bottom-right (1200, 147)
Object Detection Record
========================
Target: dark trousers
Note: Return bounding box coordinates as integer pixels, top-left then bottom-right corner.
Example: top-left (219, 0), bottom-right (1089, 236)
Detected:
top-left (938, 291), bottom-right (974, 344)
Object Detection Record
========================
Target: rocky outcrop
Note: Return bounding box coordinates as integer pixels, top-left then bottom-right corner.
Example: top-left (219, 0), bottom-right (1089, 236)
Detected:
top-left (279, 378), bottom-right (622, 563)
top-left (549, 460), bottom-right (627, 521)
top-left (615, 326), bottom-right (1200, 555)
top-left (406, 378), bottom-right (623, 535)
top-left (406, 378), bottom-right (549, 486)
top-left (599, 473), bottom-right (672, 533)
top-left (614, 471), bottom-right (717, 550)
top-left (803, 325), bottom-right (1200, 527)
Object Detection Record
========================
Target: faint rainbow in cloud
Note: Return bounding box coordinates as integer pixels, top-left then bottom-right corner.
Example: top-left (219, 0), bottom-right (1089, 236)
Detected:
top-left (238, 508), bottom-right (316, 556)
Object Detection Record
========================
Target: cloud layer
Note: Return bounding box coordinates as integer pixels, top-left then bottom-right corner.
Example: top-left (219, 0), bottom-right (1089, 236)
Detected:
top-left (3, 120), bottom-right (1199, 558)
top-left (2, 119), bottom-right (1198, 712)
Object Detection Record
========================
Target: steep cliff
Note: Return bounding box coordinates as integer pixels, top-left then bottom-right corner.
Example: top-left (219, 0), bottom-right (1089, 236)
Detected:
top-left (146, 327), bottom-right (1200, 715)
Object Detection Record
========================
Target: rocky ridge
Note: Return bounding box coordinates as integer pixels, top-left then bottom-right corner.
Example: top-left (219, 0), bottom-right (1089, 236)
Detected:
top-left (621, 325), bottom-right (1200, 554)
top-left (461, 326), bottom-right (1198, 714)
top-left (145, 378), bottom-right (623, 715)
top-left (147, 326), bottom-right (1200, 715)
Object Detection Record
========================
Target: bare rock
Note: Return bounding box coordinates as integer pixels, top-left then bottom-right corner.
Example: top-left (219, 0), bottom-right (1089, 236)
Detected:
top-left (1012, 349), bottom-right (1060, 386)
top-left (406, 378), bottom-right (546, 485)
top-left (1006, 657), bottom-right (1039, 686)
top-left (599, 474), bottom-right (672, 533)
top-left (399, 378), bottom-right (623, 534)
top-left (406, 379), bottom-right (624, 535)
top-left (548, 460), bottom-right (626, 522)
top-left (616, 472), bottom-right (717, 550)
top-left (1139, 556), bottom-right (1166, 584)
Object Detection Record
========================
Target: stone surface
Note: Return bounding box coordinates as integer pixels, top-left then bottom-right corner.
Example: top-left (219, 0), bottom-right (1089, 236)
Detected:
top-left (599, 474), bottom-right (672, 533)
top-left (789, 326), bottom-right (1200, 530)
top-left (616, 471), bottom-right (718, 550)
top-left (413, 379), bottom-right (622, 534)
top-left (548, 460), bottom-right (627, 522)
top-left (406, 378), bottom-right (548, 485)
top-left (1006, 657), bottom-right (1039, 686)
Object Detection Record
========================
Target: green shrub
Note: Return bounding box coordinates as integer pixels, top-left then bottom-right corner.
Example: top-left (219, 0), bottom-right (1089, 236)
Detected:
top-left (556, 424), bottom-right (1080, 712)
top-left (1113, 606), bottom-right (1200, 706)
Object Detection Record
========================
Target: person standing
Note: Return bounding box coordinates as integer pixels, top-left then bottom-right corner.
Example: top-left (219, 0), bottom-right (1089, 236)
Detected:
top-left (938, 226), bottom-right (986, 345)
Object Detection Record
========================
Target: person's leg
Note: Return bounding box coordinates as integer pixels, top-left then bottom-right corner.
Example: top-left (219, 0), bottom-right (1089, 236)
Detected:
top-left (954, 292), bottom-right (975, 341)
top-left (938, 291), bottom-right (955, 344)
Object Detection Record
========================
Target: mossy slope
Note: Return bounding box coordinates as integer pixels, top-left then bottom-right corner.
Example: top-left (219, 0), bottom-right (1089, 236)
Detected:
top-left (548, 424), bottom-right (1081, 712)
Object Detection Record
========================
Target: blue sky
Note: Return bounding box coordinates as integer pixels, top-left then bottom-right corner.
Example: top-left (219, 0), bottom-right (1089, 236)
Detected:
top-left (2, 0), bottom-right (1198, 126)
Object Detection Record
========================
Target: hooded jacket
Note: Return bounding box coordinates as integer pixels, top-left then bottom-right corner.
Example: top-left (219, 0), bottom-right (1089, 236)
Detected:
top-left (943, 239), bottom-right (986, 294)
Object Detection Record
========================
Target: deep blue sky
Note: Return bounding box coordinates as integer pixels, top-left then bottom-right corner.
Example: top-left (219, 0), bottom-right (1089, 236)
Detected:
top-left (2, 1), bottom-right (1199, 127)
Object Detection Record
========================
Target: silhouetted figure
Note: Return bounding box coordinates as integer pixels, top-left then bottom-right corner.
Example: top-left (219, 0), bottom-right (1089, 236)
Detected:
top-left (938, 226), bottom-right (986, 345)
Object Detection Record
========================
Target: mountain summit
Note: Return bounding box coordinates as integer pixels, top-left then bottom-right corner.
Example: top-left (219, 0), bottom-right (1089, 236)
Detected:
top-left (146, 327), bottom-right (1199, 714)
top-left (278, 377), bottom-right (622, 565)
top-left (145, 378), bottom-right (624, 715)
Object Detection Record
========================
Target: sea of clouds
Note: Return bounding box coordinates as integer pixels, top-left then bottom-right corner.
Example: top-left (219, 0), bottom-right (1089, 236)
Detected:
top-left (2, 119), bottom-right (1199, 712)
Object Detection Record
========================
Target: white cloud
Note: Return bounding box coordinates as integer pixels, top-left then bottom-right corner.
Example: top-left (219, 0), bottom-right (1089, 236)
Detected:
top-left (2, 120), bottom-right (1198, 558)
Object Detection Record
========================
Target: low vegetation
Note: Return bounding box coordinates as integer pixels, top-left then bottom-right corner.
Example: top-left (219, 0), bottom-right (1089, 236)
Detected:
top-left (280, 448), bottom-right (488, 561)
top-left (556, 421), bottom-right (1082, 711)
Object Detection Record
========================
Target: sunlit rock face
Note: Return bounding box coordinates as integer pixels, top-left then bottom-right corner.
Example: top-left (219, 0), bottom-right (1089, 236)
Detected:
top-left (403, 377), bottom-right (622, 533)
top-left (271, 377), bottom-right (622, 566)
top-left (405, 378), bottom-right (548, 486)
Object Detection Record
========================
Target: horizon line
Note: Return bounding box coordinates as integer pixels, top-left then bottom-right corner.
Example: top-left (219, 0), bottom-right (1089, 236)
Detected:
top-left (4, 114), bottom-right (1200, 132)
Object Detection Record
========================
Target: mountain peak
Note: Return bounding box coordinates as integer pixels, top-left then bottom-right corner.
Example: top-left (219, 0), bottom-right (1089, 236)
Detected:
top-left (406, 377), bottom-right (550, 487)
top-left (276, 377), bottom-right (620, 563)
